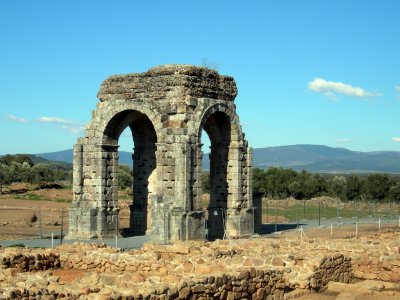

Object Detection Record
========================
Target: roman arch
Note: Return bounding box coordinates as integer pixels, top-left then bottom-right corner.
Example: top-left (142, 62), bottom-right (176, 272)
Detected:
top-left (68, 64), bottom-right (254, 242)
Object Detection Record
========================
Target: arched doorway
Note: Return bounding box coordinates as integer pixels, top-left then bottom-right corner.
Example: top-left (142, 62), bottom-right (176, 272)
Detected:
top-left (103, 109), bottom-right (157, 236)
top-left (200, 111), bottom-right (232, 240)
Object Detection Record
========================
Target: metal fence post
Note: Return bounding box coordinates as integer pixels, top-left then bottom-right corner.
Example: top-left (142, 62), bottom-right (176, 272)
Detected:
top-left (39, 207), bottom-right (43, 239)
top-left (355, 198), bottom-right (358, 223)
top-left (336, 198), bottom-right (340, 224)
top-left (321, 201), bottom-right (324, 218)
top-left (318, 202), bottom-right (321, 226)
top-left (355, 222), bottom-right (358, 239)
top-left (60, 209), bottom-right (64, 245)
top-left (285, 201), bottom-right (288, 223)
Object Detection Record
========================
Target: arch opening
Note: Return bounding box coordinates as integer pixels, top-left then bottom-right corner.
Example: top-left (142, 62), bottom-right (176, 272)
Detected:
top-left (200, 111), bottom-right (232, 240)
top-left (104, 110), bottom-right (158, 236)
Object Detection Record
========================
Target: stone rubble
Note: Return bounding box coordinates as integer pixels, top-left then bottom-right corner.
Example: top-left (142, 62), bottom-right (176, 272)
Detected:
top-left (0, 230), bottom-right (399, 299)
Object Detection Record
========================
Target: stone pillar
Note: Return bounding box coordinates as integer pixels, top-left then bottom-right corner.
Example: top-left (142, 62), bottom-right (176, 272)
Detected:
top-left (72, 143), bottom-right (83, 202)
top-left (225, 144), bottom-right (255, 239)
top-left (227, 145), bottom-right (243, 208)
top-left (186, 142), bottom-right (206, 240)
top-left (208, 145), bottom-right (229, 240)
top-left (192, 143), bottom-right (204, 211)
top-left (246, 146), bottom-right (253, 207)
top-left (225, 145), bottom-right (242, 239)
top-left (67, 144), bottom-right (120, 239)
top-left (96, 145), bottom-right (119, 237)
top-left (130, 145), bottom-right (157, 235)
top-left (150, 143), bottom-right (169, 242)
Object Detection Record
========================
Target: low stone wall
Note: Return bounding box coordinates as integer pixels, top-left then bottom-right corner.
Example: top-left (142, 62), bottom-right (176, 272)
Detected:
top-left (352, 256), bottom-right (400, 282)
top-left (0, 243), bottom-right (353, 299)
top-left (0, 231), bottom-right (399, 299)
top-left (1, 253), bottom-right (60, 271)
top-left (309, 254), bottom-right (351, 292)
top-left (138, 269), bottom-right (290, 300)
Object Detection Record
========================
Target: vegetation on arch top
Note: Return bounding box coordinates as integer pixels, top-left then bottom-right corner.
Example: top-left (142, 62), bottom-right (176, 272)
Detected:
top-left (97, 64), bottom-right (238, 102)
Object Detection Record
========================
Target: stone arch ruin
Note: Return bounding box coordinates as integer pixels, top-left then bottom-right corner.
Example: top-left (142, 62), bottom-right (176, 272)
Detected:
top-left (68, 64), bottom-right (254, 242)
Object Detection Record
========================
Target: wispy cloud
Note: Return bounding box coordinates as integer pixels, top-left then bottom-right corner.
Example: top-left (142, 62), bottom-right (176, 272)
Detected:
top-left (5, 115), bottom-right (28, 123)
top-left (396, 85), bottom-right (400, 101)
top-left (336, 138), bottom-right (351, 144)
top-left (62, 124), bottom-right (85, 135)
top-left (308, 78), bottom-right (381, 99)
top-left (5, 114), bottom-right (84, 135)
top-left (392, 137), bottom-right (400, 143)
top-left (37, 116), bottom-right (73, 125)
top-left (37, 116), bottom-right (84, 135)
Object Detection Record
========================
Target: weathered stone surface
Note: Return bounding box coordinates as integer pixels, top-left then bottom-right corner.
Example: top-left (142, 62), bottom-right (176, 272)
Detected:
top-left (1, 230), bottom-right (400, 299)
top-left (68, 64), bottom-right (254, 242)
top-left (98, 64), bottom-right (238, 102)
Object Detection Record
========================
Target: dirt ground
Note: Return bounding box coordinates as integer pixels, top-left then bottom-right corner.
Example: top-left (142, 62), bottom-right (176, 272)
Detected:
top-left (0, 185), bottom-right (137, 240)
top-left (271, 223), bottom-right (400, 241)
top-left (1, 185), bottom-right (400, 300)
top-left (0, 185), bottom-right (399, 241)
top-left (296, 293), bottom-right (400, 300)
top-left (0, 192), bottom-right (70, 240)
top-left (50, 269), bottom-right (87, 284)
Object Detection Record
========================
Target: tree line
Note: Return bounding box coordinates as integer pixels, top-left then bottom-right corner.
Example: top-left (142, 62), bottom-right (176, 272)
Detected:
top-left (2, 153), bottom-right (400, 203)
top-left (253, 167), bottom-right (400, 202)
top-left (0, 155), bottom-right (72, 187)
top-left (0, 154), bottom-right (134, 190)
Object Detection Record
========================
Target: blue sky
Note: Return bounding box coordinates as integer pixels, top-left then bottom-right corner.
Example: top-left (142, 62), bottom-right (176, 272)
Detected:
top-left (1, 0), bottom-right (399, 154)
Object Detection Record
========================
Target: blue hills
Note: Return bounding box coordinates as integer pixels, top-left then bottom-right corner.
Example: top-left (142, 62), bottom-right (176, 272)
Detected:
top-left (35, 144), bottom-right (400, 174)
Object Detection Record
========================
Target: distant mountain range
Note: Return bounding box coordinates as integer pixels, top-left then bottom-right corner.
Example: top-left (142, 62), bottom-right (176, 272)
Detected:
top-left (35, 144), bottom-right (400, 174)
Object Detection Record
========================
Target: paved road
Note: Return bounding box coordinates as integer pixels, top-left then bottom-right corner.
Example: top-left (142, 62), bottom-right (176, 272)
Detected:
top-left (0, 235), bottom-right (151, 250)
top-left (0, 215), bottom-right (398, 248)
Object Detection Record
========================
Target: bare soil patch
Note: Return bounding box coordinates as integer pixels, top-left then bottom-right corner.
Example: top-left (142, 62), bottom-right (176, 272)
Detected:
top-left (0, 184), bottom-right (70, 240)
top-left (50, 269), bottom-right (87, 284)
top-left (277, 223), bottom-right (400, 240)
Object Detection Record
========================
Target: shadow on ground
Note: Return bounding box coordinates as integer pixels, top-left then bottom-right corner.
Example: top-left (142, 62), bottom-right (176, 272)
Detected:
top-left (256, 223), bottom-right (304, 235)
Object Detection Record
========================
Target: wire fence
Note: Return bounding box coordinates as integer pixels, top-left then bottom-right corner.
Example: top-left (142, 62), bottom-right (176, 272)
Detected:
top-left (261, 197), bottom-right (400, 238)
top-left (2, 197), bottom-right (399, 244)
top-left (0, 206), bottom-right (67, 242)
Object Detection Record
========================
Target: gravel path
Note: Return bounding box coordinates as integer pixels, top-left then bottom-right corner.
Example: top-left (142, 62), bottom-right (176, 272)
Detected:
top-left (0, 235), bottom-right (151, 249)
top-left (1, 215), bottom-right (398, 249)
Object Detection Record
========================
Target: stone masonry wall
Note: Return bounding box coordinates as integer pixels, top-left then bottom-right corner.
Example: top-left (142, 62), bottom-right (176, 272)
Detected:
top-left (1, 231), bottom-right (399, 299)
top-left (68, 64), bottom-right (254, 241)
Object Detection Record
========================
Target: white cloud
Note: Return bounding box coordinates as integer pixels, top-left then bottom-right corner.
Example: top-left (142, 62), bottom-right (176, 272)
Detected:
top-left (6, 115), bottom-right (28, 123)
top-left (392, 137), bottom-right (400, 143)
top-left (5, 114), bottom-right (84, 135)
top-left (396, 85), bottom-right (400, 100)
top-left (37, 116), bottom-right (84, 135)
top-left (308, 78), bottom-right (381, 99)
top-left (336, 138), bottom-right (351, 144)
top-left (62, 125), bottom-right (85, 135)
top-left (37, 116), bottom-right (73, 125)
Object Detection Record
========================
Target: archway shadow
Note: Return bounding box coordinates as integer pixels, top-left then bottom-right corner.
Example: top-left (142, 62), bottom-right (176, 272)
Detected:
top-left (255, 223), bottom-right (307, 235)
top-left (120, 229), bottom-right (148, 238)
